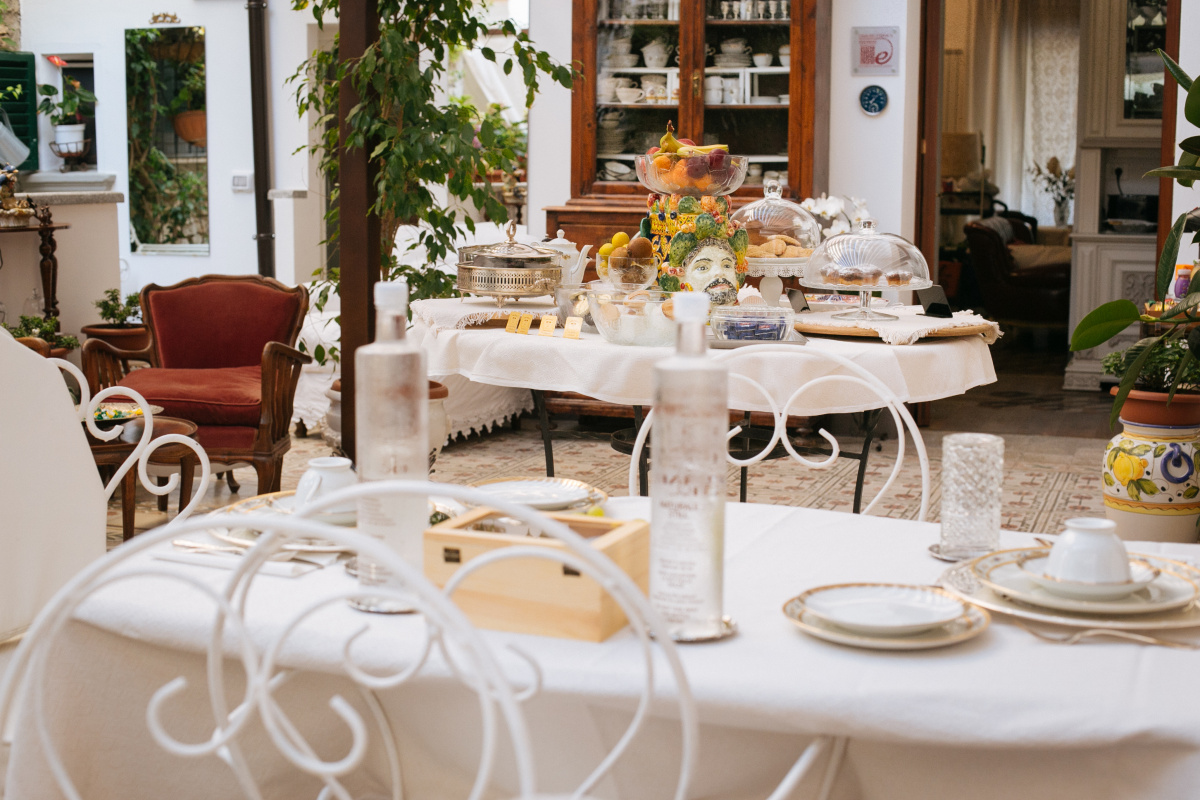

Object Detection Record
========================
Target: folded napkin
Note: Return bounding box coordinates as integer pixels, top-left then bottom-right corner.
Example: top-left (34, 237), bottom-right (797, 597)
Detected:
top-left (797, 305), bottom-right (1002, 345)
top-left (153, 550), bottom-right (321, 578)
top-left (411, 296), bottom-right (557, 333)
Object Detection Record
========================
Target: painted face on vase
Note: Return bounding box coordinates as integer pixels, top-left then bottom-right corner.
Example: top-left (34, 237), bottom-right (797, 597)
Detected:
top-left (681, 238), bottom-right (740, 305)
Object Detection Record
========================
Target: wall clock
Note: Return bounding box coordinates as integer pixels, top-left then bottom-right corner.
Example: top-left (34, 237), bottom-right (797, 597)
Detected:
top-left (859, 85), bottom-right (888, 116)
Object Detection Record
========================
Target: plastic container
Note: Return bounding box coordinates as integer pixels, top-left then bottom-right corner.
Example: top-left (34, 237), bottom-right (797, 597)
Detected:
top-left (710, 305), bottom-right (795, 341)
top-left (586, 285), bottom-right (675, 346)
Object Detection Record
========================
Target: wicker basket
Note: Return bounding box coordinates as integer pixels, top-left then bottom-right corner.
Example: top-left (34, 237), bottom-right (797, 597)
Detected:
top-left (0, 208), bottom-right (34, 228)
top-left (456, 263), bottom-right (562, 307)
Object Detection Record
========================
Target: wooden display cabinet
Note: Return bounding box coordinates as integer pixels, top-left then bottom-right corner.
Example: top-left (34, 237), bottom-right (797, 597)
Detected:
top-left (545, 0), bottom-right (828, 263)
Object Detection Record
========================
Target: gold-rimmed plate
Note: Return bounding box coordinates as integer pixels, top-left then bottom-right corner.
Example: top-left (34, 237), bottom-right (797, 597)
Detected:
top-left (971, 548), bottom-right (1199, 616)
top-left (468, 476), bottom-right (607, 511)
top-left (783, 591), bottom-right (989, 651)
top-left (942, 550), bottom-right (1200, 631)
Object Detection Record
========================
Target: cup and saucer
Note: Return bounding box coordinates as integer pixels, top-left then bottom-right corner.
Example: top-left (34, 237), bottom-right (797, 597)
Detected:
top-left (272, 456), bottom-right (359, 526)
top-left (783, 583), bottom-right (990, 650)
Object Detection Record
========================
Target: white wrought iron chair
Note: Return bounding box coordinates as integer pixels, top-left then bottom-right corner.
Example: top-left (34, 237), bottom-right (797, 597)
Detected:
top-left (0, 332), bottom-right (211, 646)
top-left (628, 344), bottom-right (932, 520)
top-left (1, 479), bottom-right (841, 800)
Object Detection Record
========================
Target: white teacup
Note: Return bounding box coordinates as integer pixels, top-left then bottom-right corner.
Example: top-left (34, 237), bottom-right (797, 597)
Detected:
top-left (644, 53), bottom-right (669, 69)
top-left (616, 87), bottom-right (645, 104)
top-left (705, 75), bottom-right (725, 89)
top-left (645, 83), bottom-right (668, 102)
top-left (705, 88), bottom-right (724, 104)
top-left (599, 77), bottom-right (619, 102)
top-left (610, 39), bottom-right (633, 55)
top-left (1045, 518), bottom-right (1131, 584)
top-left (748, 164), bottom-right (763, 177)
top-left (294, 456), bottom-right (357, 514)
top-left (779, 45), bottom-right (792, 60)
top-left (721, 42), bottom-right (751, 55)
top-left (753, 53), bottom-right (773, 68)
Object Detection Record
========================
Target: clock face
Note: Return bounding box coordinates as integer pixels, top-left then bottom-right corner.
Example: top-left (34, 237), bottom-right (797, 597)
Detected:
top-left (859, 85), bottom-right (888, 116)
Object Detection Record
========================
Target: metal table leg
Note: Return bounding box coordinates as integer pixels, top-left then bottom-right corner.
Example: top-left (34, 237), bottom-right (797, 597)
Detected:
top-left (531, 389), bottom-right (554, 477)
top-left (851, 409), bottom-right (884, 514)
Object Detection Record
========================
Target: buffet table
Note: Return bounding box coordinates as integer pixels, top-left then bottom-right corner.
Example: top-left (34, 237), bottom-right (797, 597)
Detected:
top-left (8, 499), bottom-right (1199, 800)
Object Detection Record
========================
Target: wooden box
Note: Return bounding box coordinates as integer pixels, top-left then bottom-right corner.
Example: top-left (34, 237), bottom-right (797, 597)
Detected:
top-left (424, 507), bottom-right (649, 642)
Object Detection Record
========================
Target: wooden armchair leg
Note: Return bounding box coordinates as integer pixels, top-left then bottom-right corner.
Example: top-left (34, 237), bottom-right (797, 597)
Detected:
top-left (225, 470), bottom-right (241, 493)
top-left (253, 458), bottom-right (283, 494)
top-left (156, 476), bottom-right (169, 512)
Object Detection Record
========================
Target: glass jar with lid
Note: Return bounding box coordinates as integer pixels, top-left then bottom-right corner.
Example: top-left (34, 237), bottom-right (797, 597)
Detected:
top-left (801, 219), bottom-right (931, 321)
top-left (728, 179), bottom-right (822, 306)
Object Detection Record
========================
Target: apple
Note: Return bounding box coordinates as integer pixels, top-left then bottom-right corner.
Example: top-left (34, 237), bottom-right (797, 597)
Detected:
top-left (708, 150), bottom-right (727, 170)
top-left (686, 155), bottom-right (708, 179)
top-left (678, 138), bottom-right (696, 146)
top-left (647, 145), bottom-right (661, 155)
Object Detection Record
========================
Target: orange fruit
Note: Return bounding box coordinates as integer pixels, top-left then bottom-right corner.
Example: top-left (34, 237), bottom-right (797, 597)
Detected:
top-left (653, 154), bottom-right (673, 172)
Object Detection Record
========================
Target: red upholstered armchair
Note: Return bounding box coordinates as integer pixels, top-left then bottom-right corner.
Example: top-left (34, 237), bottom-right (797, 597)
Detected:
top-left (83, 274), bottom-right (311, 492)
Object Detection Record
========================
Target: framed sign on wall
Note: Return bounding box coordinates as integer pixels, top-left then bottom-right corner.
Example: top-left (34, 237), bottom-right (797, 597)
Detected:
top-left (851, 26), bottom-right (899, 76)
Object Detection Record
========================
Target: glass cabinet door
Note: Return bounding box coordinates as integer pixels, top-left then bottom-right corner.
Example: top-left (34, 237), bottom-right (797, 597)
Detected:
top-left (1123, 0), bottom-right (1167, 120)
top-left (594, 0), bottom-right (685, 185)
top-left (700, 0), bottom-right (794, 194)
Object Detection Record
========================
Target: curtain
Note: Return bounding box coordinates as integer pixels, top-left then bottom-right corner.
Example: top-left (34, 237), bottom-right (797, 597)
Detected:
top-left (961, 0), bottom-right (1079, 227)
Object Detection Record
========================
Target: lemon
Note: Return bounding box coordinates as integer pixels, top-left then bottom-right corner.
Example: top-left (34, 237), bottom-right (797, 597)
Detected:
top-left (611, 231), bottom-right (630, 248)
top-left (585, 506), bottom-right (605, 517)
top-left (1112, 452), bottom-right (1146, 485)
top-left (598, 242), bottom-right (615, 257)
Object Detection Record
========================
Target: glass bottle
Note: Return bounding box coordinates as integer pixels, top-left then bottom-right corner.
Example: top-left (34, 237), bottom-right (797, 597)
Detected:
top-left (351, 279), bottom-right (429, 613)
top-left (23, 286), bottom-right (43, 318)
top-left (649, 291), bottom-right (729, 640)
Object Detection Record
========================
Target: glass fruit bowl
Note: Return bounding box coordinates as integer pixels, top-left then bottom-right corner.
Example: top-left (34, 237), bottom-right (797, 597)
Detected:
top-left (586, 285), bottom-right (676, 347)
top-left (554, 284), bottom-right (596, 332)
top-left (605, 256), bottom-right (659, 290)
top-left (635, 153), bottom-right (749, 197)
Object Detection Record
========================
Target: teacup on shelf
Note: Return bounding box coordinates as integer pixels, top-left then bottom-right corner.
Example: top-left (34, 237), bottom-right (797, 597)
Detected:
top-left (294, 456), bottom-right (357, 514)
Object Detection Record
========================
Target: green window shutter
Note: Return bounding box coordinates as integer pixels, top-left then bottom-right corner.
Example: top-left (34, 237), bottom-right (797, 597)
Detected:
top-left (0, 51), bottom-right (37, 171)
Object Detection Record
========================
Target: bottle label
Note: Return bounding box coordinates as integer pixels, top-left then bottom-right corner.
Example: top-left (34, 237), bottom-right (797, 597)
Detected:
top-left (650, 490), bottom-right (725, 637)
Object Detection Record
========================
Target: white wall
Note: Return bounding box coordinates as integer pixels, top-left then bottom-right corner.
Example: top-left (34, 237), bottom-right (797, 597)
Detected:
top-left (526, 0), bottom-right (574, 239)
top-left (1173, 3), bottom-right (1200, 265)
top-left (21, 1), bottom-right (318, 293)
top-left (827, 0), bottom-right (921, 239)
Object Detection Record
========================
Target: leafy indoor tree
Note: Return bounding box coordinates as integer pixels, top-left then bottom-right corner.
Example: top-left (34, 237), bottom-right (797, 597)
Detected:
top-left (1070, 49), bottom-right (1200, 425)
top-left (290, 0), bottom-right (574, 364)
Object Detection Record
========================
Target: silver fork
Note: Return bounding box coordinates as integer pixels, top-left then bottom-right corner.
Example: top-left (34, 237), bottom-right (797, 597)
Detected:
top-left (172, 539), bottom-right (328, 568)
top-left (1014, 620), bottom-right (1198, 650)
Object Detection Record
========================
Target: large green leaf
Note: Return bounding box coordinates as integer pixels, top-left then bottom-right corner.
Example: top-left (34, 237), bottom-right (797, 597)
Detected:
top-left (1182, 137), bottom-right (1200, 157)
top-left (1159, 49), bottom-right (1194, 92)
top-left (1188, 77), bottom-right (1200, 128)
top-left (1168, 350), bottom-right (1197, 403)
top-left (1111, 337), bottom-right (1164, 430)
top-left (1158, 213), bottom-right (1189, 299)
top-left (1070, 299), bottom-right (1141, 351)
top-left (1145, 165), bottom-right (1200, 182)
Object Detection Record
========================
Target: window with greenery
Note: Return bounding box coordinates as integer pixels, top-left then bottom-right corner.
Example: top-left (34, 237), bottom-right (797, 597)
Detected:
top-left (125, 27), bottom-right (209, 252)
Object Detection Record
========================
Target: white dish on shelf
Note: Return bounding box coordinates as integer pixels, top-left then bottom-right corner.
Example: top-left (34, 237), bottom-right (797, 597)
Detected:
top-left (750, 96), bottom-right (780, 104)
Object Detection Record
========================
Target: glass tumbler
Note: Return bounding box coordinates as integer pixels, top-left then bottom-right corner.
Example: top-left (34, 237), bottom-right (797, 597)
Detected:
top-left (939, 433), bottom-right (1004, 559)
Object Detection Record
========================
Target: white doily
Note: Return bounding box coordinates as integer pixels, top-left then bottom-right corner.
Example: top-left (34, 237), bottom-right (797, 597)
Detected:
top-left (744, 257), bottom-right (809, 278)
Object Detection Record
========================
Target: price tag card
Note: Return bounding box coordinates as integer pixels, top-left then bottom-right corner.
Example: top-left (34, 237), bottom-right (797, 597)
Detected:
top-left (516, 312), bottom-right (535, 335)
top-left (563, 317), bottom-right (584, 339)
top-left (504, 311), bottom-right (521, 333)
top-left (538, 315), bottom-right (558, 336)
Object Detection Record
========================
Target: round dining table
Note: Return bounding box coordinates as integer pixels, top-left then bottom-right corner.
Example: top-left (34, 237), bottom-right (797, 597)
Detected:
top-left (6, 498), bottom-right (1199, 800)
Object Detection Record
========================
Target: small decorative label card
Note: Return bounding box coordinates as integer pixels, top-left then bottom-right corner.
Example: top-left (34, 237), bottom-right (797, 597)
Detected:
top-left (563, 317), bottom-right (584, 339)
top-left (538, 315), bottom-right (558, 336)
top-left (516, 312), bottom-right (535, 335)
top-left (505, 311), bottom-right (521, 333)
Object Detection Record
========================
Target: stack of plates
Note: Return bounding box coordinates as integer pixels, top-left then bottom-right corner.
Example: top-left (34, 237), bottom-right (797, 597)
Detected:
top-left (714, 54), bottom-right (751, 67)
top-left (597, 129), bottom-right (628, 153)
top-left (940, 547), bottom-right (1200, 631)
top-left (783, 583), bottom-right (990, 650)
top-left (750, 95), bottom-right (779, 104)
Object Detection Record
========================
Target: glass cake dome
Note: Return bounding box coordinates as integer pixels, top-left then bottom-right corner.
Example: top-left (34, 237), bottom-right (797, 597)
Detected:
top-left (801, 219), bottom-right (931, 320)
top-left (729, 180), bottom-right (822, 267)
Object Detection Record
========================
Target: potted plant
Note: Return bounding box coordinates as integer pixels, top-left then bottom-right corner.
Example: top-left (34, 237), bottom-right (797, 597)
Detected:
top-left (4, 315), bottom-right (79, 358)
top-left (169, 60), bottom-right (206, 148)
top-left (1069, 48), bottom-right (1200, 540)
top-left (37, 77), bottom-right (97, 146)
top-left (80, 289), bottom-right (150, 352)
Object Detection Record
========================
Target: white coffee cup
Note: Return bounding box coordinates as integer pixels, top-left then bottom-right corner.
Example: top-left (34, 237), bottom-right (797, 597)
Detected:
top-left (779, 45), bottom-right (791, 60)
top-left (705, 88), bottom-right (724, 104)
top-left (753, 53), bottom-right (773, 68)
top-left (616, 87), bottom-right (646, 104)
top-left (644, 53), bottom-right (669, 69)
top-left (705, 75), bottom-right (725, 89)
top-left (1046, 518), bottom-right (1131, 583)
top-left (610, 39), bottom-right (633, 55)
top-left (615, 77), bottom-right (635, 88)
top-left (599, 77), bottom-right (619, 102)
top-left (748, 164), bottom-right (763, 177)
top-left (721, 42), bottom-right (751, 54)
top-left (294, 456), bottom-right (357, 513)
top-left (645, 83), bottom-right (669, 102)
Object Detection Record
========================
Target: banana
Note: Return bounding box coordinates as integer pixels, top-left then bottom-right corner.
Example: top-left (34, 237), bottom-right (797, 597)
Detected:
top-left (677, 143), bottom-right (730, 156)
top-left (659, 121), bottom-right (683, 154)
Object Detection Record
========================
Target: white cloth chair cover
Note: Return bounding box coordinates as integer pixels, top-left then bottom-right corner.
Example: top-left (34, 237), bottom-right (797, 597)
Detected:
top-left (0, 331), bottom-right (106, 643)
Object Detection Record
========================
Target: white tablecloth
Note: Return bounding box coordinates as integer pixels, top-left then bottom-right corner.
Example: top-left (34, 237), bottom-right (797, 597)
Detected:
top-left (8, 501), bottom-right (1200, 799)
top-left (410, 300), bottom-right (996, 415)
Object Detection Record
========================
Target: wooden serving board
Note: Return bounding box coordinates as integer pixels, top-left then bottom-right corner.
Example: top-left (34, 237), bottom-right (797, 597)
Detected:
top-left (793, 320), bottom-right (995, 339)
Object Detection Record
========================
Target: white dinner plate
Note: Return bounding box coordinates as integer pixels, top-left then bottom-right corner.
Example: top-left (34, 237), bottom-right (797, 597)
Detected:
top-left (973, 548), bottom-right (1199, 615)
top-left (1018, 554), bottom-right (1160, 601)
top-left (798, 583), bottom-right (968, 636)
top-left (783, 595), bottom-right (989, 651)
top-left (941, 550), bottom-right (1200, 631)
top-left (468, 476), bottom-right (604, 510)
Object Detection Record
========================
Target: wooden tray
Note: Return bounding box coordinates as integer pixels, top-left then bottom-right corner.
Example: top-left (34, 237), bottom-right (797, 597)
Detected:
top-left (424, 507), bottom-right (649, 642)
top-left (793, 320), bottom-right (995, 339)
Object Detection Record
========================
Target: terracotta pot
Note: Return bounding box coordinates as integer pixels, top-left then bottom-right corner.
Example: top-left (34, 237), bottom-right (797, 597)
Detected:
top-left (1109, 387), bottom-right (1200, 427)
top-left (172, 110), bottom-right (207, 148)
top-left (80, 323), bottom-right (150, 353)
top-left (49, 347), bottom-right (72, 359)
